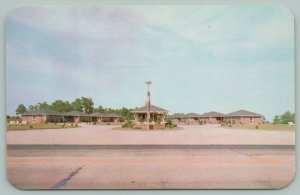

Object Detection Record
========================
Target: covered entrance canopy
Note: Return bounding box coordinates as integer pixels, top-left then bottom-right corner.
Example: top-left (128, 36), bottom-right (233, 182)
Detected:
top-left (131, 105), bottom-right (168, 129)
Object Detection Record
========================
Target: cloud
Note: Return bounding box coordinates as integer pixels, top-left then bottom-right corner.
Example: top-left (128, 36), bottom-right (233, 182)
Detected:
top-left (6, 6), bottom-right (294, 120)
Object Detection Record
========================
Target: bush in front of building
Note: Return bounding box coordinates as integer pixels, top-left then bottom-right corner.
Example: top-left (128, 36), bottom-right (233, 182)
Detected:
top-left (122, 120), bottom-right (133, 128)
top-left (165, 117), bottom-right (177, 128)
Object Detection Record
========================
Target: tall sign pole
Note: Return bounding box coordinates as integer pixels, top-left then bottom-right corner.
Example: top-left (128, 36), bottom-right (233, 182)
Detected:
top-left (145, 81), bottom-right (152, 130)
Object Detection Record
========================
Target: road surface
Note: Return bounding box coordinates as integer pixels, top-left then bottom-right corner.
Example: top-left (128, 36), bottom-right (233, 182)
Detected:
top-left (7, 145), bottom-right (295, 189)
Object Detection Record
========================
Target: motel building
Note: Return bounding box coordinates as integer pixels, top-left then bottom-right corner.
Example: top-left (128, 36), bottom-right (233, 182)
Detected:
top-left (20, 109), bottom-right (64, 123)
top-left (184, 113), bottom-right (202, 124)
top-left (64, 111), bottom-right (91, 123)
top-left (172, 112), bottom-right (225, 125)
top-left (171, 113), bottom-right (185, 124)
top-left (101, 113), bottom-right (124, 122)
top-left (224, 110), bottom-right (262, 125)
top-left (200, 111), bottom-right (225, 124)
top-left (131, 105), bottom-right (168, 129)
top-left (171, 110), bottom-right (262, 125)
top-left (89, 112), bottom-right (124, 123)
top-left (21, 109), bottom-right (123, 124)
top-left (89, 112), bottom-right (105, 123)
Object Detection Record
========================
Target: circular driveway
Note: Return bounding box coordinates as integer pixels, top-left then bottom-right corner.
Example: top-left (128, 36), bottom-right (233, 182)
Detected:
top-left (6, 124), bottom-right (295, 145)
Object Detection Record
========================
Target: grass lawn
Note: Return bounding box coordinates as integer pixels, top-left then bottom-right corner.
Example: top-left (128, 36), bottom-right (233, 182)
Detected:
top-left (220, 124), bottom-right (295, 131)
top-left (6, 123), bottom-right (78, 131)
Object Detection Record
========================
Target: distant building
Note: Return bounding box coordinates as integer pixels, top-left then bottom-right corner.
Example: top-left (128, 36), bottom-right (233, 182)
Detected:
top-left (171, 110), bottom-right (262, 125)
top-left (184, 113), bottom-right (202, 124)
top-left (171, 113), bottom-right (185, 124)
top-left (102, 113), bottom-right (124, 122)
top-left (131, 105), bottom-right (168, 129)
top-left (21, 109), bottom-right (64, 123)
top-left (64, 111), bottom-right (90, 123)
top-left (224, 110), bottom-right (262, 124)
top-left (89, 112), bottom-right (105, 123)
top-left (21, 109), bottom-right (124, 124)
top-left (200, 111), bottom-right (224, 124)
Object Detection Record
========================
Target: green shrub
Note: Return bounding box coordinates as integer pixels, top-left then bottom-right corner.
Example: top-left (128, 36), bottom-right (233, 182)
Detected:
top-left (166, 123), bottom-right (177, 129)
top-left (75, 124), bottom-right (78, 127)
top-left (122, 120), bottom-right (133, 128)
top-left (157, 117), bottom-right (161, 124)
top-left (71, 123), bottom-right (74, 126)
top-left (166, 117), bottom-right (172, 126)
top-left (255, 125), bottom-right (259, 129)
top-left (107, 123), bottom-right (110, 125)
top-left (229, 124), bottom-right (232, 127)
top-left (29, 125), bottom-right (33, 129)
top-left (199, 120), bottom-right (203, 125)
top-left (221, 123), bottom-right (225, 126)
top-left (62, 125), bottom-right (65, 128)
top-left (224, 120), bottom-right (232, 126)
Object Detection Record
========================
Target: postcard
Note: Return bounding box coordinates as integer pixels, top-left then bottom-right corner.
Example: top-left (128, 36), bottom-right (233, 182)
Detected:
top-left (6, 5), bottom-right (295, 189)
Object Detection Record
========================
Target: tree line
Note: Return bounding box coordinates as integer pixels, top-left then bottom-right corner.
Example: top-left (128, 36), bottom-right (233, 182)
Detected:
top-left (272, 111), bottom-right (295, 124)
top-left (15, 97), bottom-right (134, 120)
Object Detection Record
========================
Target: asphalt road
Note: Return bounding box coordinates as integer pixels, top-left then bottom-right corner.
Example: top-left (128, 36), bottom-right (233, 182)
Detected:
top-left (7, 145), bottom-right (295, 189)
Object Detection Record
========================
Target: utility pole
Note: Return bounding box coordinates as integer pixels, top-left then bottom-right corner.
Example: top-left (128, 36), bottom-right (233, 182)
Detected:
top-left (145, 81), bottom-right (152, 130)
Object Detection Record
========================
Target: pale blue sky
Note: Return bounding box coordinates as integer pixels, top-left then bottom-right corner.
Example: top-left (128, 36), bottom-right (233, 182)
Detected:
top-left (6, 6), bottom-right (294, 120)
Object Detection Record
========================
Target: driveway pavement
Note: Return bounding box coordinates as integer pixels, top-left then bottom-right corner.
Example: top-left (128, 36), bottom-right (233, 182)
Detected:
top-left (6, 124), bottom-right (295, 145)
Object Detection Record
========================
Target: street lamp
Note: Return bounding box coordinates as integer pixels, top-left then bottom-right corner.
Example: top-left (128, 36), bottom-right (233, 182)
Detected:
top-left (145, 81), bottom-right (152, 130)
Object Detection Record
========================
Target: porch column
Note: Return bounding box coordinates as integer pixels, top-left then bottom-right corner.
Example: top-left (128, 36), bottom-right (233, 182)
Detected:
top-left (161, 114), bottom-right (165, 123)
top-left (134, 113), bottom-right (138, 122)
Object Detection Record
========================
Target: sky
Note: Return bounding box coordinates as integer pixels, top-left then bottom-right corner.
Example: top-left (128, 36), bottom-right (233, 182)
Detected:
top-left (6, 5), bottom-right (294, 121)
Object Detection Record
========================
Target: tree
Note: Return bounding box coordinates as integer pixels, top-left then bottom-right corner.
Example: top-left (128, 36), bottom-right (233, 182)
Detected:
top-left (16, 104), bottom-right (27, 115)
top-left (120, 107), bottom-right (133, 120)
top-left (280, 111), bottom-right (294, 124)
top-left (273, 115), bottom-right (280, 124)
top-left (70, 97), bottom-right (94, 113)
top-left (37, 102), bottom-right (51, 110)
top-left (94, 105), bottom-right (105, 113)
top-left (272, 111), bottom-right (295, 124)
top-left (71, 98), bottom-right (83, 111)
top-left (51, 100), bottom-right (72, 112)
top-left (28, 105), bottom-right (38, 111)
top-left (81, 97), bottom-right (94, 114)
